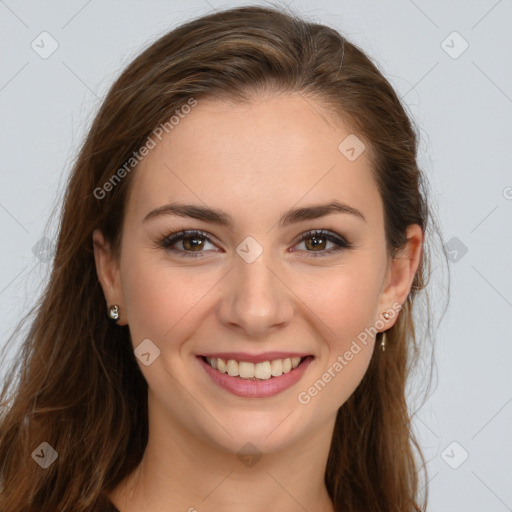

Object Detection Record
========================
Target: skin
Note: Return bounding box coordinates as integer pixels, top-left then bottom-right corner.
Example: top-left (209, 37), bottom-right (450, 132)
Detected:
top-left (93, 92), bottom-right (423, 512)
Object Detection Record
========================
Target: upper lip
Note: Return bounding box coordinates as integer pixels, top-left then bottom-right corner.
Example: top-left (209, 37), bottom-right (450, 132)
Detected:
top-left (198, 352), bottom-right (312, 363)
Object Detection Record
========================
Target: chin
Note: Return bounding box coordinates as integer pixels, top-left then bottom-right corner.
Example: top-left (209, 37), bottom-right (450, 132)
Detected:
top-left (196, 410), bottom-right (307, 456)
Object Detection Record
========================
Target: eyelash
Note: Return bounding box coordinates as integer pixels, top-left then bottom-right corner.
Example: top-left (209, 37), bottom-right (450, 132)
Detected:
top-left (158, 229), bottom-right (353, 258)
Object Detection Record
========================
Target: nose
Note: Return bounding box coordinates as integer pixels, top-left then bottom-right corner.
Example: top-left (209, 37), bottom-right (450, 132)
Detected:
top-left (216, 252), bottom-right (294, 338)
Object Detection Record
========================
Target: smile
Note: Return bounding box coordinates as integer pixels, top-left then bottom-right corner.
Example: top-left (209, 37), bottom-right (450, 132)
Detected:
top-left (196, 353), bottom-right (314, 398)
top-left (204, 356), bottom-right (303, 380)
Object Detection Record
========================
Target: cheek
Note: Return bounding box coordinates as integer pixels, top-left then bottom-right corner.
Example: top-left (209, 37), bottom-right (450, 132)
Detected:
top-left (120, 252), bottom-right (223, 347)
top-left (298, 273), bottom-right (377, 413)
top-left (296, 261), bottom-right (383, 344)
top-left (293, 261), bottom-right (381, 405)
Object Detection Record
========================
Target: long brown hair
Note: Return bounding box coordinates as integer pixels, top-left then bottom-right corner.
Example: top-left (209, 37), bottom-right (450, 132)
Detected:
top-left (0, 5), bottom-right (445, 511)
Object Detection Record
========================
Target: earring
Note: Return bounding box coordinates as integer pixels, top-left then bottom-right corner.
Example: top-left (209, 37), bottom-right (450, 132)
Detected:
top-left (381, 311), bottom-right (391, 352)
top-left (108, 304), bottom-right (120, 321)
top-left (380, 331), bottom-right (387, 352)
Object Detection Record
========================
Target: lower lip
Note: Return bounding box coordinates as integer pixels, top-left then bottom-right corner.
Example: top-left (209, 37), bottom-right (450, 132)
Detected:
top-left (197, 356), bottom-right (314, 398)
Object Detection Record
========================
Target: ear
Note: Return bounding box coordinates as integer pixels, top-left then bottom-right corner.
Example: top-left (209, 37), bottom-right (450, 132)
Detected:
top-left (92, 229), bottom-right (127, 325)
top-left (377, 224), bottom-right (423, 329)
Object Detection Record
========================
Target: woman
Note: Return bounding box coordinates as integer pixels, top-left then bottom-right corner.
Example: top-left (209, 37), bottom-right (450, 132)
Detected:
top-left (0, 5), bottom-right (442, 511)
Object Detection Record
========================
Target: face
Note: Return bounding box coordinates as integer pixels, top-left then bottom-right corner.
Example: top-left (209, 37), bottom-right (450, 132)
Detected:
top-left (94, 93), bottom-right (421, 455)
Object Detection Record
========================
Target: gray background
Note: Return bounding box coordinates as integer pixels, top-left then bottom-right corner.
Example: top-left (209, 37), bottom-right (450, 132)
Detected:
top-left (1, 1), bottom-right (511, 510)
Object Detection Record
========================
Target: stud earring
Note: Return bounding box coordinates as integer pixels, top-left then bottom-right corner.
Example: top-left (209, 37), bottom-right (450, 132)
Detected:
top-left (108, 304), bottom-right (120, 321)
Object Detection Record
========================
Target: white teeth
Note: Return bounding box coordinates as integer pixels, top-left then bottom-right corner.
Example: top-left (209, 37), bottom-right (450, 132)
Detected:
top-left (239, 361), bottom-right (255, 378)
top-left (217, 358), bottom-right (227, 373)
top-left (226, 359), bottom-right (238, 376)
top-left (205, 356), bottom-right (305, 380)
top-left (254, 361), bottom-right (272, 379)
top-left (270, 359), bottom-right (283, 377)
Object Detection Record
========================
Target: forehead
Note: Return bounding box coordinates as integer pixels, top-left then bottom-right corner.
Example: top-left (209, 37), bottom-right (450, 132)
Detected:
top-left (126, 93), bottom-right (382, 230)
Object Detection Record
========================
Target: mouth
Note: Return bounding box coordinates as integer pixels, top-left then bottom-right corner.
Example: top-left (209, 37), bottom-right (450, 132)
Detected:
top-left (200, 355), bottom-right (308, 380)
top-left (196, 354), bottom-right (314, 398)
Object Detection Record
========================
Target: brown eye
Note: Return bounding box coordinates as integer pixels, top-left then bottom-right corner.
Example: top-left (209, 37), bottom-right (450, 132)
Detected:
top-left (160, 230), bottom-right (217, 257)
top-left (181, 235), bottom-right (206, 251)
top-left (293, 230), bottom-right (352, 257)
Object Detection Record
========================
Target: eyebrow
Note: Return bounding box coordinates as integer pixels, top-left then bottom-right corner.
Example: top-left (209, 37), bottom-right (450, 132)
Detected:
top-left (142, 200), bottom-right (366, 228)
